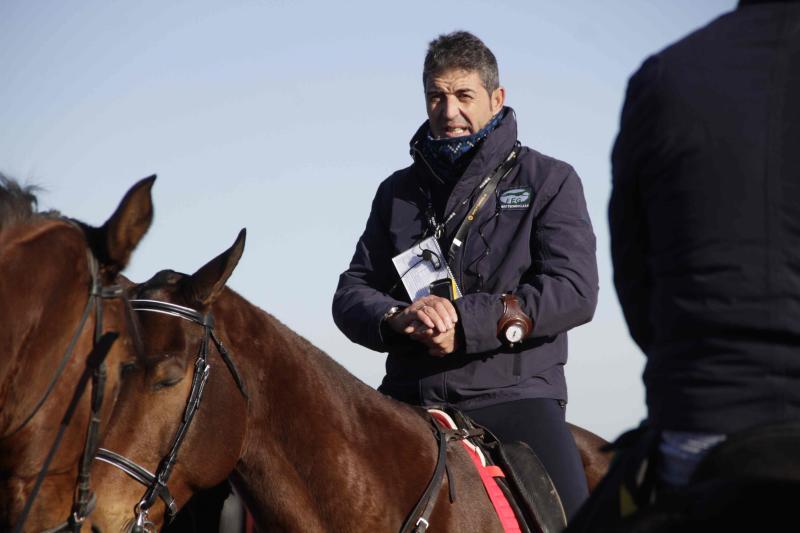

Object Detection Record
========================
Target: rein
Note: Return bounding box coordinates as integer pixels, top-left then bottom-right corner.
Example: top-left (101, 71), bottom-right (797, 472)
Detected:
top-left (11, 251), bottom-right (124, 533)
top-left (94, 299), bottom-right (246, 533)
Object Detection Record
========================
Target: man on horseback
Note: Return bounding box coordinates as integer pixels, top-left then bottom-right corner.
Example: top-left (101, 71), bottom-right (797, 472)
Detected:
top-left (568, 0), bottom-right (800, 529)
top-left (333, 31), bottom-right (598, 520)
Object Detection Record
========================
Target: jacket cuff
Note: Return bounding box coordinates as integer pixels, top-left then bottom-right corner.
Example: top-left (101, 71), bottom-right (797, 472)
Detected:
top-left (454, 293), bottom-right (505, 354)
top-left (375, 301), bottom-right (410, 350)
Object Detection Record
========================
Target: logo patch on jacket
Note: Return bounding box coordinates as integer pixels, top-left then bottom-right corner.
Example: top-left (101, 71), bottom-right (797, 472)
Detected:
top-left (498, 187), bottom-right (532, 210)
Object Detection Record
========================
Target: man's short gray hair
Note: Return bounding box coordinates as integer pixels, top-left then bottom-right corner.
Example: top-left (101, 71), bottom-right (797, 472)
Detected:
top-left (423, 31), bottom-right (500, 94)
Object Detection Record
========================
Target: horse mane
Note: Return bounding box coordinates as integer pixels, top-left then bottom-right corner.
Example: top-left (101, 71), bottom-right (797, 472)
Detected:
top-left (0, 174), bottom-right (46, 228)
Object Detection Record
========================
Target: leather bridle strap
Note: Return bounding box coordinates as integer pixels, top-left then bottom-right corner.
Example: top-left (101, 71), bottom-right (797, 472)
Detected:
top-left (39, 494), bottom-right (97, 533)
top-left (11, 252), bottom-right (122, 533)
top-left (126, 299), bottom-right (247, 398)
top-left (95, 298), bottom-right (245, 531)
top-left (93, 449), bottom-right (176, 516)
top-left (69, 274), bottom-right (123, 532)
top-left (12, 334), bottom-right (118, 533)
top-left (138, 339), bottom-right (210, 521)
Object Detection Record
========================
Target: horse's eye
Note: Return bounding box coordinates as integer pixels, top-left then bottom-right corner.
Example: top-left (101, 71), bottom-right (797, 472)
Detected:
top-left (120, 361), bottom-right (138, 379)
top-left (152, 376), bottom-right (183, 391)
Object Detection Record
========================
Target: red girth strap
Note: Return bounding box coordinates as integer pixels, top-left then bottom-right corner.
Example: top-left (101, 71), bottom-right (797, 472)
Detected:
top-left (428, 410), bottom-right (521, 533)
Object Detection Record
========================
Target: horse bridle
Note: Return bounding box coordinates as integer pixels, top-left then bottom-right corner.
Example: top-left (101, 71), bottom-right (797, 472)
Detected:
top-left (8, 250), bottom-right (125, 533)
top-left (94, 298), bottom-right (247, 533)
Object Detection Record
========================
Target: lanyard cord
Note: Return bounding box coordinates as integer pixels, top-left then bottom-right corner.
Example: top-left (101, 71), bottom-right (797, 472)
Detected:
top-left (407, 142), bottom-right (521, 299)
top-left (446, 142), bottom-right (520, 268)
top-left (418, 142), bottom-right (520, 244)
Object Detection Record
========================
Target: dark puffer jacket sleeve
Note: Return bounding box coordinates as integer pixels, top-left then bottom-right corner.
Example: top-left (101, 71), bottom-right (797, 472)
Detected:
top-left (332, 177), bottom-right (408, 353)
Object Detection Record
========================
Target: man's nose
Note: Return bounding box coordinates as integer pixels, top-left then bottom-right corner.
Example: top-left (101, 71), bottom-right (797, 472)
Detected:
top-left (443, 95), bottom-right (461, 120)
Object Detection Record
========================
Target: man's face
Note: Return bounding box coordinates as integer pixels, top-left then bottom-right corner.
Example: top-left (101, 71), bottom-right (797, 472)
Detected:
top-left (425, 68), bottom-right (505, 139)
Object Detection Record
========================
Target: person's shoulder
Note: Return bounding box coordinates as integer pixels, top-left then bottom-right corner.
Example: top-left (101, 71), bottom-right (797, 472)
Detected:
top-left (372, 163), bottom-right (417, 199)
top-left (626, 10), bottom-right (740, 87)
top-left (517, 146), bottom-right (577, 183)
top-left (655, 9), bottom-right (742, 64)
top-left (380, 163), bottom-right (415, 187)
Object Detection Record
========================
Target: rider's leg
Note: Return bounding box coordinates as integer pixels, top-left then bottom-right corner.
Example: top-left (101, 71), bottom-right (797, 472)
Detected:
top-left (463, 398), bottom-right (589, 520)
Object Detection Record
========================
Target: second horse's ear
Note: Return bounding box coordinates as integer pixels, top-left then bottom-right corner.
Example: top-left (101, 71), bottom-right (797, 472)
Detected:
top-left (100, 175), bottom-right (156, 275)
top-left (187, 228), bottom-right (246, 307)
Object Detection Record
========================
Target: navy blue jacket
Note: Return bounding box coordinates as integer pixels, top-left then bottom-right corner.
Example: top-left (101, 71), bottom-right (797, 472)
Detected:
top-left (611, 1), bottom-right (800, 433)
top-left (333, 108), bottom-right (598, 409)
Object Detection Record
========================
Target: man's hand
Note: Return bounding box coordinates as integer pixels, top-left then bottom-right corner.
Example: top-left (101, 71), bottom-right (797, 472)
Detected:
top-left (412, 327), bottom-right (458, 357)
top-left (386, 295), bottom-right (459, 356)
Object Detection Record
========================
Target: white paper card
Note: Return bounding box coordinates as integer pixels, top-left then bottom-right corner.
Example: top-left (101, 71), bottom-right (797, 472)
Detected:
top-left (392, 236), bottom-right (449, 301)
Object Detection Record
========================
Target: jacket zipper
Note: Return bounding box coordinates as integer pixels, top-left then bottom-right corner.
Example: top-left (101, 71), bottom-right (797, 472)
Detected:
top-left (414, 145), bottom-right (452, 403)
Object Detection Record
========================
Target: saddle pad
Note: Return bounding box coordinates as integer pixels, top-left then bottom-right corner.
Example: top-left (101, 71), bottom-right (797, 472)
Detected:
top-left (428, 409), bottom-right (522, 533)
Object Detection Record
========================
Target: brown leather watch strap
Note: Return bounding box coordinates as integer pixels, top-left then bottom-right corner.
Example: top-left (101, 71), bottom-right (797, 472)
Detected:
top-left (497, 294), bottom-right (533, 344)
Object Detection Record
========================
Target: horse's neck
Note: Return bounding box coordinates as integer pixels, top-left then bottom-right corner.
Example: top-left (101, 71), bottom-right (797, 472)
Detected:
top-left (0, 225), bottom-right (90, 435)
top-left (215, 291), bottom-right (439, 530)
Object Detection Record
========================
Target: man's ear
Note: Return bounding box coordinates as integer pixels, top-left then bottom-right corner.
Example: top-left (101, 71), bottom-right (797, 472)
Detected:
top-left (186, 228), bottom-right (246, 307)
top-left (491, 86), bottom-right (505, 114)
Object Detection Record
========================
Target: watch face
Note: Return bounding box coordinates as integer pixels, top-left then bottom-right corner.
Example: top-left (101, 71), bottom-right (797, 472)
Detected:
top-left (505, 324), bottom-right (524, 343)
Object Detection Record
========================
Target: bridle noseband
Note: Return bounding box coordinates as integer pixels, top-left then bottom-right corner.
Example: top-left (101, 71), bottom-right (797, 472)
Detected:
top-left (9, 251), bottom-right (125, 533)
top-left (94, 298), bottom-right (246, 533)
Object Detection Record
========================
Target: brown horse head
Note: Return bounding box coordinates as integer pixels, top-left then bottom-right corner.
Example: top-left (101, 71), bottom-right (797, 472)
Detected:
top-left (0, 176), bottom-right (155, 531)
top-left (90, 230), bottom-right (249, 532)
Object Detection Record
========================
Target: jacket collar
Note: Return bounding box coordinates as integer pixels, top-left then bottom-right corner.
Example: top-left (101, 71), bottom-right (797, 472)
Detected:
top-left (410, 107), bottom-right (519, 220)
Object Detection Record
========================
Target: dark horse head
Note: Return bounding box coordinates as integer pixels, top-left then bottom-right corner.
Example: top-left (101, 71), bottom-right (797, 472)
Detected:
top-left (0, 176), bottom-right (154, 531)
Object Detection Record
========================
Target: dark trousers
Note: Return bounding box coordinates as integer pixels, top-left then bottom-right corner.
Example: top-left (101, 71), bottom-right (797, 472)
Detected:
top-left (463, 398), bottom-right (589, 520)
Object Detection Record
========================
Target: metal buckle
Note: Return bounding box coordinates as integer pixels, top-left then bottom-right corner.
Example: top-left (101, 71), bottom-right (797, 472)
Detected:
top-left (133, 502), bottom-right (155, 533)
top-left (70, 510), bottom-right (86, 525)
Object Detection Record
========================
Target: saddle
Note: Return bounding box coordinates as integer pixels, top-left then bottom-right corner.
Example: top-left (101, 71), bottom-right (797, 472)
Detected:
top-left (435, 407), bottom-right (567, 533)
top-left (691, 420), bottom-right (800, 484)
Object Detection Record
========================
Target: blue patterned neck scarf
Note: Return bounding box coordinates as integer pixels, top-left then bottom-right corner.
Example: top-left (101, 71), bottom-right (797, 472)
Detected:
top-left (424, 111), bottom-right (504, 163)
top-left (419, 110), bottom-right (504, 182)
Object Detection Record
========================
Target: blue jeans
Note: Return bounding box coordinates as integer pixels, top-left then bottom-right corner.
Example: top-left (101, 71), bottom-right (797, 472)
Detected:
top-left (657, 430), bottom-right (727, 488)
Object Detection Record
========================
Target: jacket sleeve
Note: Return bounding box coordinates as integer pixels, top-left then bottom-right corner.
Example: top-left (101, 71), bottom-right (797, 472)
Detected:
top-left (332, 178), bottom-right (411, 353)
top-left (609, 56), bottom-right (661, 352)
top-left (455, 165), bottom-right (599, 354)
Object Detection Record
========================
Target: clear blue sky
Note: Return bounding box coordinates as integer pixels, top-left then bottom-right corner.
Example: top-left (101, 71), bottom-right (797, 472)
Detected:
top-left (0, 0), bottom-right (736, 439)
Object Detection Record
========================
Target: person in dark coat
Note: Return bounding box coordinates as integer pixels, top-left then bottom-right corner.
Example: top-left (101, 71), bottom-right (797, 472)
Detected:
top-left (610, 0), bottom-right (800, 489)
top-left (332, 31), bottom-right (598, 519)
top-left (564, 3), bottom-right (800, 531)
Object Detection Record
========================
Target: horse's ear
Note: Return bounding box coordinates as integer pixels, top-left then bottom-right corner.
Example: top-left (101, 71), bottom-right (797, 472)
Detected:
top-left (100, 175), bottom-right (156, 274)
top-left (188, 228), bottom-right (246, 307)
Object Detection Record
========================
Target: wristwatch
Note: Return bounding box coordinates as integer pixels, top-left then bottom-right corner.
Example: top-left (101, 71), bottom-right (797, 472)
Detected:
top-left (497, 294), bottom-right (533, 346)
top-left (382, 305), bottom-right (405, 324)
